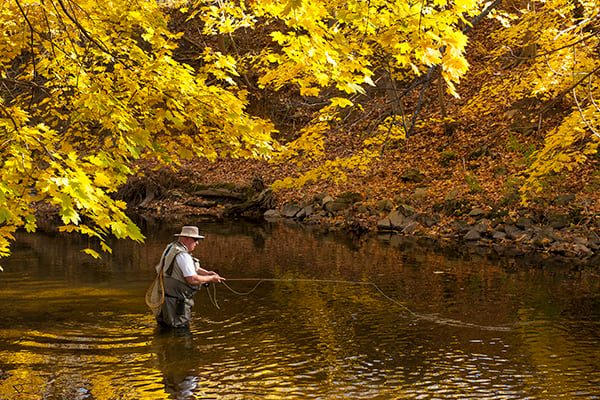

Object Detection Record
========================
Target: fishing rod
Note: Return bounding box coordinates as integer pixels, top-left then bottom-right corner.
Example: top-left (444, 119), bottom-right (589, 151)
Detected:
top-left (203, 277), bottom-right (514, 332)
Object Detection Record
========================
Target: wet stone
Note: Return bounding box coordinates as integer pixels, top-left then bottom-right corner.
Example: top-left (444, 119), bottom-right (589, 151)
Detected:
top-left (402, 221), bottom-right (421, 235)
top-left (532, 230), bottom-right (555, 247)
top-left (504, 225), bottom-right (525, 240)
top-left (471, 222), bottom-right (490, 234)
top-left (419, 214), bottom-right (440, 227)
top-left (377, 217), bottom-right (392, 230)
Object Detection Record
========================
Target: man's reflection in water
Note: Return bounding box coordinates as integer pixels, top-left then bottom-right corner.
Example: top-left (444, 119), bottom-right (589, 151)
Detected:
top-left (152, 327), bottom-right (204, 399)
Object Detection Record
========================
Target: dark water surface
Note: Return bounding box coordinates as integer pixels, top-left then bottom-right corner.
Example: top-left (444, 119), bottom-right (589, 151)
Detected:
top-left (0, 221), bottom-right (598, 399)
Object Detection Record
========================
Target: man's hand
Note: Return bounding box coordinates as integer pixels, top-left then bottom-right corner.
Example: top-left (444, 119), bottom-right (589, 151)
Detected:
top-left (210, 273), bottom-right (226, 283)
top-left (185, 271), bottom-right (226, 286)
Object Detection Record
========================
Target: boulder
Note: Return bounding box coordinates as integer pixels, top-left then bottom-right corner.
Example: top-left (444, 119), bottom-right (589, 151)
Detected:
top-left (468, 208), bottom-right (486, 217)
top-left (320, 195), bottom-right (335, 207)
top-left (296, 205), bottom-right (315, 219)
top-left (532, 229), bottom-right (556, 247)
top-left (314, 192), bottom-right (329, 204)
top-left (492, 231), bottom-right (507, 240)
top-left (464, 229), bottom-right (482, 241)
top-left (515, 217), bottom-right (533, 229)
top-left (324, 201), bottom-right (351, 212)
top-left (377, 217), bottom-right (392, 230)
top-left (376, 199), bottom-right (394, 212)
top-left (402, 221), bottom-right (421, 235)
top-left (397, 204), bottom-right (416, 217)
top-left (401, 168), bottom-right (425, 182)
top-left (281, 203), bottom-right (302, 218)
top-left (548, 242), bottom-right (592, 257)
top-left (388, 210), bottom-right (407, 229)
top-left (337, 191), bottom-right (363, 204)
top-left (419, 214), bottom-right (440, 227)
top-left (504, 224), bottom-right (526, 240)
top-left (547, 213), bottom-right (570, 229)
top-left (471, 222), bottom-right (490, 234)
top-left (264, 209), bottom-right (282, 218)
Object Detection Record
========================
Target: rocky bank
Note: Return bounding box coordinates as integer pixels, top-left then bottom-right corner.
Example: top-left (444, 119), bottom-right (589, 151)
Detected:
top-left (117, 176), bottom-right (600, 267)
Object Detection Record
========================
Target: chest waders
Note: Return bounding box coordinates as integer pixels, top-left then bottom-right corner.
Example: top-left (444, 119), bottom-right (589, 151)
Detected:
top-left (156, 242), bottom-right (199, 328)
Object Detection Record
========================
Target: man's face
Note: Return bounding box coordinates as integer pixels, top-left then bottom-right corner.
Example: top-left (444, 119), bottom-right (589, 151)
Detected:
top-left (184, 237), bottom-right (200, 251)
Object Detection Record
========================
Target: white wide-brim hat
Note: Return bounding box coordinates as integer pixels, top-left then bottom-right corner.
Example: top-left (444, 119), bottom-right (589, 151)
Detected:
top-left (174, 226), bottom-right (205, 240)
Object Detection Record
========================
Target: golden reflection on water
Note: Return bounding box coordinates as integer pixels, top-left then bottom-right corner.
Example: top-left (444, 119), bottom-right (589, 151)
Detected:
top-left (0, 222), bottom-right (598, 399)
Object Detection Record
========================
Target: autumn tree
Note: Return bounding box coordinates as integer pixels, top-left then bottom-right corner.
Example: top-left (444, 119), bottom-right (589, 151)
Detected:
top-left (6, 0), bottom-right (595, 260)
top-left (0, 0), bottom-right (489, 259)
top-left (462, 0), bottom-right (599, 201)
top-left (0, 0), bottom-right (276, 259)
top-left (194, 0), bottom-right (485, 187)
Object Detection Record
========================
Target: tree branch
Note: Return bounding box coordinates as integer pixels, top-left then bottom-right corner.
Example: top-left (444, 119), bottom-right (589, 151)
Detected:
top-left (540, 64), bottom-right (600, 115)
top-left (407, 67), bottom-right (434, 138)
top-left (53, 0), bottom-right (131, 70)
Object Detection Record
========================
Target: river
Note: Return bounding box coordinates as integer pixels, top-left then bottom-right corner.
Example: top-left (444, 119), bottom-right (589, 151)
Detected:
top-left (0, 220), bottom-right (598, 399)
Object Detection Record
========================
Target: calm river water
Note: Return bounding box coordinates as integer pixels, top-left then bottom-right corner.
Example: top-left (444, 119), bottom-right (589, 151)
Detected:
top-left (0, 220), bottom-right (598, 399)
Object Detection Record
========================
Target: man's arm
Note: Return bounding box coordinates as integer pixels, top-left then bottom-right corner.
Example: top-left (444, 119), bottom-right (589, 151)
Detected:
top-left (196, 266), bottom-right (216, 275)
top-left (193, 257), bottom-right (217, 276)
top-left (178, 253), bottom-right (225, 285)
top-left (184, 272), bottom-right (225, 286)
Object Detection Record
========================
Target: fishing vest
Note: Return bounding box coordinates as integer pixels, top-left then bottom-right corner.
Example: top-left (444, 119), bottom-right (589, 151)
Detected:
top-left (156, 241), bottom-right (199, 328)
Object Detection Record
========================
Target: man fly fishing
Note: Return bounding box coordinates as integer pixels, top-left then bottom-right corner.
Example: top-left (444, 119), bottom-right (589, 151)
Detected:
top-left (148, 226), bottom-right (225, 329)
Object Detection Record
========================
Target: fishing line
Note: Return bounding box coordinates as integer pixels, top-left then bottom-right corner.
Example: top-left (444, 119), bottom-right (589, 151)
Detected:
top-left (208, 278), bottom-right (512, 332)
top-left (205, 282), bottom-right (221, 310)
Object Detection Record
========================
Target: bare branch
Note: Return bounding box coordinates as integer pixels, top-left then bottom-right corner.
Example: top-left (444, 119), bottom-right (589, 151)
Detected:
top-left (505, 30), bottom-right (599, 63)
top-left (0, 102), bottom-right (20, 131)
top-left (541, 64), bottom-right (600, 115)
top-left (573, 88), bottom-right (600, 139)
top-left (53, 0), bottom-right (131, 70)
top-left (588, 75), bottom-right (600, 113)
top-left (14, 0), bottom-right (37, 77)
top-left (407, 67), bottom-right (434, 138)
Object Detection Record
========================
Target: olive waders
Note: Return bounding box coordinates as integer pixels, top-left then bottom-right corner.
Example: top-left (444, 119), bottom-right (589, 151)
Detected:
top-left (156, 241), bottom-right (199, 329)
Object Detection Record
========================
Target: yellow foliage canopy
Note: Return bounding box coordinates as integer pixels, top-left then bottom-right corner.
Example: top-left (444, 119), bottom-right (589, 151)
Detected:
top-left (195, 0), bottom-right (481, 187)
top-left (3, 0), bottom-right (595, 259)
top-left (463, 0), bottom-right (600, 201)
top-left (0, 0), bottom-right (484, 259)
top-left (0, 0), bottom-right (275, 258)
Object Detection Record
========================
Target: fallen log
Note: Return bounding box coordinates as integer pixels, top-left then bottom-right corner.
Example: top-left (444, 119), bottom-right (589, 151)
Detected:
top-left (223, 189), bottom-right (275, 217)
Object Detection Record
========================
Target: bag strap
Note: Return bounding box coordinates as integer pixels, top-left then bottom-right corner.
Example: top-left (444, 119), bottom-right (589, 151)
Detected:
top-left (161, 242), bottom-right (185, 277)
top-left (158, 243), bottom-right (173, 273)
top-left (165, 258), bottom-right (176, 277)
top-left (155, 243), bottom-right (173, 274)
top-left (164, 243), bottom-right (178, 277)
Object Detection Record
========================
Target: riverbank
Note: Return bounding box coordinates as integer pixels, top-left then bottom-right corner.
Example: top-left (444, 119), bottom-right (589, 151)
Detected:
top-left (113, 156), bottom-right (600, 268)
